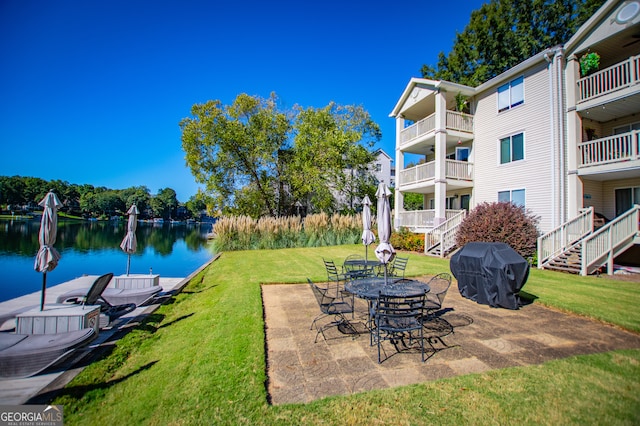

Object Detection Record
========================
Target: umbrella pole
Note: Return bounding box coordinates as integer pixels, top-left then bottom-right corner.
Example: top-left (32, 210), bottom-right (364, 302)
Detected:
top-left (384, 264), bottom-right (388, 285)
top-left (126, 254), bottom-right (131, 276)
top-left (40, 272), bottom-right (47, 311)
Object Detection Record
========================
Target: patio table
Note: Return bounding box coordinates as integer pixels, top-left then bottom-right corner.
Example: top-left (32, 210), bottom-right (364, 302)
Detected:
top-left (342, 259), bottom-right (381, 279)
top-left (345, 277), bottom-right (430, 300)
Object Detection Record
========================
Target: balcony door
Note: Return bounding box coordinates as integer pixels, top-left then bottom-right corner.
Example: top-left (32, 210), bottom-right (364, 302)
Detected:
top-left (615, 186), bottom-right (640, 216)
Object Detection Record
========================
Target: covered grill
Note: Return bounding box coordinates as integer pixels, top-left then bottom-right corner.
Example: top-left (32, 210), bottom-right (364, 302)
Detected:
top-left (450, 242), bottom-right (530, 310)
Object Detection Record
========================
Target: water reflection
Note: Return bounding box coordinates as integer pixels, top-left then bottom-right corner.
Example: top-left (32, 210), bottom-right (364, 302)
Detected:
top-left (0, 220), bottom-right (215, 303)
top-left (0, 220), bottom-right (211, 256)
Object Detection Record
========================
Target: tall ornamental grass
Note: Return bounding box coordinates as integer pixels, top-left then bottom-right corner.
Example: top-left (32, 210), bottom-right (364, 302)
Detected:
top-left (212, 213), bottom-right (365, 251)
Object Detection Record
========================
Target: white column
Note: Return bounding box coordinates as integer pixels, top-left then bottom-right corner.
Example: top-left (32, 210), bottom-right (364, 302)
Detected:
top-left (394, 116), bottom-right (405, 229)
top-left (434, 90), bottom-right (447, 226)
top-left (565, 54), bottom-right (583, 219)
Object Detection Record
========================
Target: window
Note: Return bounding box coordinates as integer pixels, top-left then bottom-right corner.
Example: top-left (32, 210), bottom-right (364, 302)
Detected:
top-left (498, 76), bottom-right (524, 112)
top-left (456, 147), bottom-right (469, 161)
top-left (375, 163), bottom-right (382, 172)
top-left (500, 133), bottom-right (524, 164)
top-left (498, 189), bottom-right (525, 207)
top-left (613, 122), bottom-right (640, 135)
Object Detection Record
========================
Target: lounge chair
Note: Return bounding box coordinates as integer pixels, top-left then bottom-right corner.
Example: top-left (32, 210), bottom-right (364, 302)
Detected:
top-left (0, 273), bottom-right (138, 331)
top-left (56, 275), bottom-right (163, 307)
top-left (0, 327), bottom-right (96, 379)
top-left (56, 273), bottom-right (137, 327)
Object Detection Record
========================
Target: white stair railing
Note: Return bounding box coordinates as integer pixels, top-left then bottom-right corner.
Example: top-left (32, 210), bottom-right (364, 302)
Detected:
top-left (537, 207), bottom-right (593, 268)
top-left (581, 205), bottom-right (640, 275)
top-left (425, 210), bottom-right (466, 257)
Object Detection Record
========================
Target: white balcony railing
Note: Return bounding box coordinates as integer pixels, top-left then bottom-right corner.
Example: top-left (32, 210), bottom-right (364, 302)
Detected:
top-left (578, 130), bottom-right (640, 168)
top-left (399, 160), bottom-right (473, 187)
top-left (400, 111), bottom-right (474, 147)
top-left (396, 209), bottom-right (463, 229)
top-left (577, 55), bottom-right (640, 103)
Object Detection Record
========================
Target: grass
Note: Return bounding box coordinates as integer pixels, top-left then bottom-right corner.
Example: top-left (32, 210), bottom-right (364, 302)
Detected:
top-left (52, 245), bottom-right (640, 425)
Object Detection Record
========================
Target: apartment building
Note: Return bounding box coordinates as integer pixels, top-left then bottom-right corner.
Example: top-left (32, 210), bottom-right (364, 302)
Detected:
top-left (390, 0), bottom-right (640, 275)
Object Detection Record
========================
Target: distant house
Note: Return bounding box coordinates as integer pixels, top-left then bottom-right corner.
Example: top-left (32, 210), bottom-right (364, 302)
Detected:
top-left (372, 149), bottom-right (394, 187)
top-left (390, 0), bottom-right (640, 274)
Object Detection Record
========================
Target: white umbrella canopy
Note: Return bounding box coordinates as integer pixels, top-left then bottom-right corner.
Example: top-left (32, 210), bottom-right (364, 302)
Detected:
top-left (374, 183), bottom-right (395, 279)
top-left (361, 195), bottom-right (376, 262)
top-left (34, 191), bottom-right (62, 310)
top-left (120, 204), bottom-right (140, 275)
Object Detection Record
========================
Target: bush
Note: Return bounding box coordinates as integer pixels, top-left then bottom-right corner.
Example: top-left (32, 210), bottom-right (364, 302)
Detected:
top-left (455, 202), bottom-right (539, 258)
top-left (390, 227), bottom-right (425, 252)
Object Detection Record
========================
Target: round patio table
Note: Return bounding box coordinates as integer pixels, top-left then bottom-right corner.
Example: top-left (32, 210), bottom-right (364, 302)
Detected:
top-left (345, 277), bottom-right (430, 300)
top-left (343, 259), bottom-right (381, 279)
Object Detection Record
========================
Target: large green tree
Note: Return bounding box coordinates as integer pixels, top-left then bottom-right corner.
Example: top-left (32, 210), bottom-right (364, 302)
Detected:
top-left (180, 93), bottom-right (381, 217)
top-left (421, 0), bottom-right (607, 86)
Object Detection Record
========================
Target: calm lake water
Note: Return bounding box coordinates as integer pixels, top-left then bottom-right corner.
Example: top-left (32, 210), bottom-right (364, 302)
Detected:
top-left (0, 219), bottom-right (215, 303)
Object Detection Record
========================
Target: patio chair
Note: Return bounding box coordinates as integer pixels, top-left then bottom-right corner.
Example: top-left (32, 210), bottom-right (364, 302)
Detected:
top-left (424, 273), bottom-right (452, 319)
top-left (323, 258), bottom-right (350, 296)
top-left (372, 290), bottom-right (427, 363)
top-left (0, 327), bottom-right (96, 379)
top-left (308, 279), bottom-right (356, 343)
top-left (342, 254), bottom-right (370, 279)
top-left (383, 256), bottom-right (409, 278)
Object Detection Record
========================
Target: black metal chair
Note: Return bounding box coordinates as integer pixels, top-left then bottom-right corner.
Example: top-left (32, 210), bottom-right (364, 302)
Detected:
top-left (424, 273), bottom-right (452, 318)
top-left (343, 254), bottom-right (371, 279)
top-left (308, 279), bottom-right (356, 343)
top-left (381, 256), bottom-right (409, 279)
top-left (323, 258), bottom-right (350, 296)
top-left (372, 290), bottom-right (427, 363)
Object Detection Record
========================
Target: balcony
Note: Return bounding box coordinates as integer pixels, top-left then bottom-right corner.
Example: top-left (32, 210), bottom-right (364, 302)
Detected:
top-left (399, 159), bottom-right (474, 187)
top-left (578, 130), bottom-right (640, 169)
top-left (577, 54), bottom-right (640, 103)
top-left (396, 209), bottom-right (462, 229)
top-left (400, 111), bottom-right (474, 148)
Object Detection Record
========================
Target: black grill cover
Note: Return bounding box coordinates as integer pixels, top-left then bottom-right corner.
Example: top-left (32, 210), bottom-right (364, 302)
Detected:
top-left (450, 242), bottom-right (530, 309)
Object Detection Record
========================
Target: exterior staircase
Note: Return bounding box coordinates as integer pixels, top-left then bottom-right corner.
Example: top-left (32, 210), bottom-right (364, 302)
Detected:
top-left (538, 205), bottom-right (640, 275)
top-left (425, 210), bottom-right (466, 257)
top-left (543, 244), bottom-right (583, 274)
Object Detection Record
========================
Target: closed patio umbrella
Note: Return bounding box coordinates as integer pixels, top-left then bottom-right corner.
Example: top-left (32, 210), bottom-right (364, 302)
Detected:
top-left (34, 191), bottom-right (62, 311)
top-left (361, 195), bottom-right (375, 262)
top-left (120, 204), bottom-right (139, 276)
top-left (374, 182), bottom-right (395, 283)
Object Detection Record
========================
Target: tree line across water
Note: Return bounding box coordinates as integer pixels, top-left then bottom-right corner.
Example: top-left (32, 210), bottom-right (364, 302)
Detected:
top-left (0, 175), bottom-right (206, 220)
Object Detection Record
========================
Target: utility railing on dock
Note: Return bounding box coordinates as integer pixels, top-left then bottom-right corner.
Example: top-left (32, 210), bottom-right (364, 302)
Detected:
top-left (577, 55), bottom-right (640, 103)
top-left (537, 207), bottom-right (593, 268)
top-left (579, 130), bottom-right (640, 168)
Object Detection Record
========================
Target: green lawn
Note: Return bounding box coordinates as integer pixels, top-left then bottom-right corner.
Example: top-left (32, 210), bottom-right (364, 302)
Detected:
top-left (53, 245), bottom-right (640, 425)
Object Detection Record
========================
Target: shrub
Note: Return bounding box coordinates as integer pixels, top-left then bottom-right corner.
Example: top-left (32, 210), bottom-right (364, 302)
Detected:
top-left (455, 202), bottom-right (540, 258)
top-left (390, 227), bottom-right (425, 252)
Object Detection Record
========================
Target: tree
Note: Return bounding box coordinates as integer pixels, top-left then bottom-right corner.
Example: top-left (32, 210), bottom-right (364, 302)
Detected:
top-left (290, 103), bottom-right (379, 214)
top-left (421, 0), bottom-right (607, 86)
top-left (180, 93), bottom-right (380, 217)
top-left (121, 186), bottom-right (151, 216)
top-left (180, 93), bottom-right (291, 218)
top-left (150, 188), bottom-right (178, 219)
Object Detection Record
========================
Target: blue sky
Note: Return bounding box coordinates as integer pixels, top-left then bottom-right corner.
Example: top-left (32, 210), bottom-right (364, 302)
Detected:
top-left (0, 0), bottom-right (486, 202)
